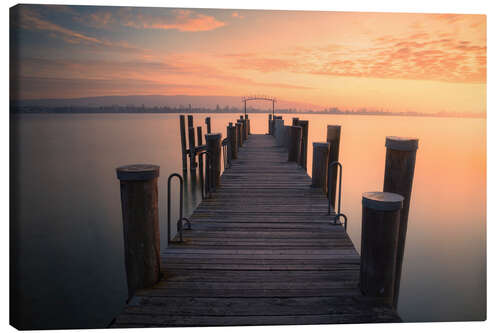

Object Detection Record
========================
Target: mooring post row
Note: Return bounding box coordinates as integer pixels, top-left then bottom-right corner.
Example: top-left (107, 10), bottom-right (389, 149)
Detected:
top-left (327, 125), bottom-right (342, 207)
top-left (311, 142), bottom-right (330, 194)
top-left (383, 136), bottom-right (419, 308)
top-left (360, 191), bottom-right (404, 308)
top-left (116, 164), bottom-right (161, 300)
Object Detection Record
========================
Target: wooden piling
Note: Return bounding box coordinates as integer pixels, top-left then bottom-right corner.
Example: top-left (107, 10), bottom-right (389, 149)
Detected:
top-left (292, 117), bottom-right (299, 126)
top-left (288, 126), bottom-right (302, 162)
top-left (383, 136), bottom-right (419, 308)
top-left (268, 114), bottom-right (272, 135)
top-left (360, 191), bottom-right (404, 306)
top-left (205, 133), bottom-right (222, 188)
top-left (235, 122), bottom-right (243, 147)
top-left (297, 120), bottom-right (309, 170)
top-left (197, 126), bottom-right (204, 184)
top-left (245, 114), bottom-right (251, 136)
top-left (327, 125), bottom-right (342, 208)
top-left (311, 142), bottom-right (330, 194)
top-left (116, 164), bottom-right (161, 299)
top-left (229, 123), bottom-right (238, 159)
top-left (187, 115), bottom-right (193, 128)
top-left (205, 117), bottom-right (211, 134)
top-left (188, 126), bottom-right (196, 170)
top-left (179, 115), bottom-right (187, 171)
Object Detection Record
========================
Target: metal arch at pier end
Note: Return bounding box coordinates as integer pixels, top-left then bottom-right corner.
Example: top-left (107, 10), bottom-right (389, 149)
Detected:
top-left (242, 95), bottom-right (277, 117)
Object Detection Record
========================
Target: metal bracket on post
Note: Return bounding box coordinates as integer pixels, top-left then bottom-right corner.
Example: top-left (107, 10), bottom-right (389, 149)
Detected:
top-left (167, 173), bottom-right (191, 245)
top-left (328, 161), bottom-right (348, 232)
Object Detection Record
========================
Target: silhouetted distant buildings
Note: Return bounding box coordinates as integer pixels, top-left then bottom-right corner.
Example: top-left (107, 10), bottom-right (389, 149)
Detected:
top-left (10, 104), bottom-right (485, 119)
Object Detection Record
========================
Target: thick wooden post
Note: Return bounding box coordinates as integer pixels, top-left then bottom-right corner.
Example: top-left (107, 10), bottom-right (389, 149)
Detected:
top-left (327, 125), bottom-right (342, 208)
top-left (197, 126), bottom-right (204, 183)
top-left (383, 136), bottom-right (419, 308)
top-left (205, 117), bottom-right (211, 134)
top-left (292, 117), bottom-right (299, 126)
top-left (239, 116), bottom-right (247, 141)
top-left (288, 126), bottom-right (302, 162)
top-left (187, 115), bottom-right (193, 128)
top-left (229, 123), bottom-right (238, 159)
top-left (179, 115), bottom-right (187, 171)
top-left (268, 114), bottom-right (272, 135)
top-left (311, 142), bottom-right (330, 194)
top-left (116, 164), bottom-right (160, 299)
top-left (360, 191), bottom-right (404, 307)
top-left (245, 114), bottom-right (251, 136)
top-left (297, 120), bottom-right (309, 170)
top-left (206, 133), bottom-right (222, 188)
top-left (188, 126), bottom-right (196, 171)
top-left (235, 122), bottom-right (243, 147)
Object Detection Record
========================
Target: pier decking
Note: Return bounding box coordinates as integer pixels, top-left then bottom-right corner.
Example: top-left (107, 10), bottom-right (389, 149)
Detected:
top-left (112, 134), bottom-right (401, 327)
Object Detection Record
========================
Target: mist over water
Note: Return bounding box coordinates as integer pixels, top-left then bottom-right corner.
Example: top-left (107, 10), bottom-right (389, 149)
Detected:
top-left (11, 113), bottom-right (486, 329)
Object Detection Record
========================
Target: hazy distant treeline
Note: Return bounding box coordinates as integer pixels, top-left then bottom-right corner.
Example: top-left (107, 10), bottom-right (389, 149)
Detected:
top-left (10, 105), bottom-right (485, 119)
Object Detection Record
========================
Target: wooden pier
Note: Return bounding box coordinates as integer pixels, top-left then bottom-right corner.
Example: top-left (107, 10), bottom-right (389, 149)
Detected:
top-left (112, 133), bottom-right (402, 327)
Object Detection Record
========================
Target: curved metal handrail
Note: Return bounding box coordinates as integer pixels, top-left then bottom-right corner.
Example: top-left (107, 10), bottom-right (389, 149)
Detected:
top-left (167, 173), bottom-right (192, 245)
top-left (328, 161), bottom-right (348, 232)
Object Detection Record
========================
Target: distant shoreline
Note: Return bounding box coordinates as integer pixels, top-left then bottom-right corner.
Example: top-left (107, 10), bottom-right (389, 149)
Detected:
top-left (11, 107), bottom-right (485, 119)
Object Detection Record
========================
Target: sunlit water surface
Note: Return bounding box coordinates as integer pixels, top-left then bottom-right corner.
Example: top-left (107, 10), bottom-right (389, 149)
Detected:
top-left (11, 113), bottom-right (486, 329)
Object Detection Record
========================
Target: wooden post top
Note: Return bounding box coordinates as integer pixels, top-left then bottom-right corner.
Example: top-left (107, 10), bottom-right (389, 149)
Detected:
top-left (205, 133), bottom-right (222, 140)
top-left (327, 125), bottom-right (342, 141)
top-left (116, 164), bottom-right (160, 181)
top-left (385, 136), bottom-right (419, 151)
top-left (313, 142), bottom-right (330, 150)
top-left (362, 192), bottom-right (404, 211)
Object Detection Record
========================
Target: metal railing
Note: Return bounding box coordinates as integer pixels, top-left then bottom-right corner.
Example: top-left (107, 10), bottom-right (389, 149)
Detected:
top-left (328, 161), bottom-right (348, 232)
top-left (167, 173), bottom-right (191, 245)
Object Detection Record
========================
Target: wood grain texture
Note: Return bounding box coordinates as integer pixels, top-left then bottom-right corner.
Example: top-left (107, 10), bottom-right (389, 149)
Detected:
top-left (112, 134), bottom-right (400, 327)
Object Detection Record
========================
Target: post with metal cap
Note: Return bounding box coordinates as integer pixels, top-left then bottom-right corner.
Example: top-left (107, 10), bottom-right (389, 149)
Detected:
top-left (311, 142), bottom-right (330, 194)
top-left (229, 122), bottom-right (238, 159)
top-left (116, 164), bottom-right (161, 300)
top-left (288, 125), bottom-right (302, 163)
top-left (327, 125), bottom-right (342, 208)
top-left (383, 136), bottom-right (419, 308)
top-left (360, 191), bottom-right (404, 307)
top-left (206, 133), bottom-right (222, 188)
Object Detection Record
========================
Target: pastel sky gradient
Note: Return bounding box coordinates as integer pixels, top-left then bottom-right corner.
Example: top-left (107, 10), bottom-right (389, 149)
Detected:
top-left (10, 5), bottom-right (486, 114)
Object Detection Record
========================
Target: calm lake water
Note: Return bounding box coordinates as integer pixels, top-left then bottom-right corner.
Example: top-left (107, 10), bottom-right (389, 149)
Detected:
top-left (11, 113), bottom-right (486, 329)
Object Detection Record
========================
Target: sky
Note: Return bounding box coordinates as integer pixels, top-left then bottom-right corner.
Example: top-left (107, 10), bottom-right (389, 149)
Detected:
top-left (10, 4), bottom-right (486, 114)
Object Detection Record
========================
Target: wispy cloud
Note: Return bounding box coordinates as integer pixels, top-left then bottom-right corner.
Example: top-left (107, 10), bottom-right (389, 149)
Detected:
top-left (82, 7), bottom-right (226, 32)
top-left (12, 6), bottom-right (143, 53)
